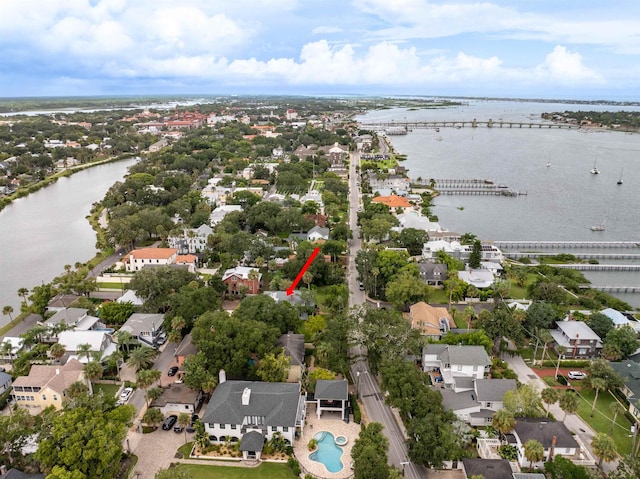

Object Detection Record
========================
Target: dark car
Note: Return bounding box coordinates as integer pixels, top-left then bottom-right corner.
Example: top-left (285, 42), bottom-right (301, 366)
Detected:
top-left (167, 366), bottom-right (179, 377)
top-left (173, 425), bottom-right (184, 433)
top-left (161, 415), bottom-right (177, 431)
top-left (186, 414), bottom-right (199, 433)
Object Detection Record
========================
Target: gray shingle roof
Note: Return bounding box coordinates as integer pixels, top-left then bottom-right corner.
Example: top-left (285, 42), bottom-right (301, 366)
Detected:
top-left (514, 418), bottom-right (578, 449)
top-left (439, 388), bottom-right (478, 411)
top-left (475, 379), bottom-right (517, 402)
top-left (315, 379), bottom-right (348, 401)
top-left (276, 333), bottom-right (305, 366)
top-left (462, 458), bottom-right (513, 479)
top-left (441, 345), bottom-right (491, 367)
top-left (609, 360), bottom-right (640, 398)
top-left (202, 381), bottom-right (301, 427)
top-left (239, 431), bottom-right (265, 452)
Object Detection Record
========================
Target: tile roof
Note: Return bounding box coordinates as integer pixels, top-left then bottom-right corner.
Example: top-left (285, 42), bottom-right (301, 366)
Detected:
top-left (371, 194), bottom-right (411, 208)
top-left (409, 302), bottom-right (454, 335)
top-left (13, 358), bottom-right (85, 395)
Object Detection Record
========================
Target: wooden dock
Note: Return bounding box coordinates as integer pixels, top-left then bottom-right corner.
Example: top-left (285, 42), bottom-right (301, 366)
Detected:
top-left (361, 120), bottom-right (582, 130)
top-left (495, 241), bottom-right (640, 249)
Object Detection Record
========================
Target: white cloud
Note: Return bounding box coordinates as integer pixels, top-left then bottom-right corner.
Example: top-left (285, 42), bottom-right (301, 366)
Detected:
top-left (534, 45), bottom-right (603, 84)
top-left (312, 26), bottom-right (343, 34)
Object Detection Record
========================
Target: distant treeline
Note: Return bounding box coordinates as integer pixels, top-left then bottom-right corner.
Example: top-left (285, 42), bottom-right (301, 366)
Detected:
top-left (543, 110), bottom-right (640, 128)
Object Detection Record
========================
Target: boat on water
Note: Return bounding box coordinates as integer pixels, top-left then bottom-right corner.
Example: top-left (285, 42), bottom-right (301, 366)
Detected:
top-left (546, 161), bottom-right (551, 167)
top-left (617, 168), bottom-right (624, 185)
top-left (590, 159), bottom-right (600, 174)
top-left (591, 225), bottom-right (605, 231)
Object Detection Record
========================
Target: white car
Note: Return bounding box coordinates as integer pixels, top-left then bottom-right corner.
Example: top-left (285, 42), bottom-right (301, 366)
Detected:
top-left (568, 371), bottom-right (587, 380)
top-left (117, 387), bottom-right (133, 405)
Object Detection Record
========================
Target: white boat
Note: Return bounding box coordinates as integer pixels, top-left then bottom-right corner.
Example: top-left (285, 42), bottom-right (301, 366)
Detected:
top-left (590, 159), bottom-right (600, 174)
top-left (617, 168), bottom-right (623, 185)
top-left (591, 220), bottom-right (606, 231)
top-left (546, 161), bottom-right (551, 167)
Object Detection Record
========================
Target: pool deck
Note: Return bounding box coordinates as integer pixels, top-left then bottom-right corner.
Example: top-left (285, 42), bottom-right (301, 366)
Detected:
top-left (295, 403), bottom-right (360, 478)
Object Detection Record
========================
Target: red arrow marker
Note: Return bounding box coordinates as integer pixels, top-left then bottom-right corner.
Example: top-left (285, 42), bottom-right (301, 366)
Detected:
top-left (286, 247), bottom-right (321, 296)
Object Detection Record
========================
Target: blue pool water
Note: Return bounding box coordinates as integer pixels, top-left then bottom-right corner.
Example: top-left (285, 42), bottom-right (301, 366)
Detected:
top-left (309, 431), bottom-right (344, 473)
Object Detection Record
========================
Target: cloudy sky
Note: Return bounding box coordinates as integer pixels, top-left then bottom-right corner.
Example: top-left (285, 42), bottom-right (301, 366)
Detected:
top-left (1, 0), bottom-right (639, 100)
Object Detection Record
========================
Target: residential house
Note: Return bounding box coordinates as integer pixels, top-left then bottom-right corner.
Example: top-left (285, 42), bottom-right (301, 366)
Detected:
top-left (167, 224), bottom-right (213, 254)
top-left (462, 458), bottom-right (513, 479)
top-left (150, 385), bottom-right (203, 416)
top-left (46, 294), bottom-right (81, 312)
top-left (307, 226), bottom-right (330, 242)
top-left (549, 319), bottom-right (602, 359)
top-left (125, 248), bottom-right (178, 272)
top-left (321, 142), bottom-right (348, 166)
top-left (422, 240), bottom-right (504, 263)
top-left (508, 418), bottom-right (581, 468)
top-left (116, 290), bottom-right (144, 306)
top-left (315, 379), bottom-right (349, 419)
top-left (263, 290), bottom-right (312, 320)
top-left (392, 211), bottom-right (442, 233)
top-left (458, 268), bottom-right (496, 289)
top-left (608, 360), bottom-right (640, 419)
top-left (201, 378), bottom-right (306, 460)
top-left (418, 263), bottom-right (448, 286)
top-left (0, 337), bottom-right (25, 362)
top-left (176, 254), bottom-right (198, 273)
top-left (222, 267), bottom-right (262, 296)
top-left (0, 371), bottom-right (13, 394)
top-left (371, 194), bottom-right (412, 212)
top-left (439, 378), bottom-right (517, 426)
top-left (43, 307), bottom-right (89, 329)
top-left (276, 333), bottom-right (305, 383)
top-left (119, 313), bottom-right (164, 347)
top-left (422, 344), bottom-right (491, 388)
top-left (408, 302), bottom-right (454, 339)
top-left (57, 330), bottom-right (116, 363)
top-left (11, 359), bottom-right (87, 410)
top-left (600, 308), bottom-right (640, 332)
top-left (0, 468), bottom-right (45, 479)
top-left (175, 333), bottom-right (197, 369)
top-left (210, 205), bottom-right (242, 226)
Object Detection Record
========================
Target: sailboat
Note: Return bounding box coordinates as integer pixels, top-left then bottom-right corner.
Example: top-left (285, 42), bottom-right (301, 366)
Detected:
top-left (617, 168), bottom-right (623, 185)
top-left (590, 159), bottom-right (600, 174)
top-left (591, 220), bottom-right (606, 231)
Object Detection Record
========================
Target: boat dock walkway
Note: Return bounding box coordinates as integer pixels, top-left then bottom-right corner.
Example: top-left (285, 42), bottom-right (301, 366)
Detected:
top-left (361, 120), bottom-right (581, 130)
top-left (409, 178), bottom-right (525, 197)
top-left (552, 264), bottom-right (640, 271)
top-left (495, 241), bottom-right (640, 249)
top-left (580, 285), bottom-right (640, 293)
top-left (509, 253), bottom-right (640, 261)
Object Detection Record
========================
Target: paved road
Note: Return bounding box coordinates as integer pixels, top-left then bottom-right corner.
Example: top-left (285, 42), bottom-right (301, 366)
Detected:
top-left (504, 354), bottom-right (619, 473)
top-left (346, 150), bottom-right (426, 478)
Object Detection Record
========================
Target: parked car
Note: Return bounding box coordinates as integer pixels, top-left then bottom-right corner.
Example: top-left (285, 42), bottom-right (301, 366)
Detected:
top-left (359, 283), bottom-right (365, 291)
top-left (162, 415), bottom-right (178, 431)
top-left (186, 414), bottom-right (199, 433)
top-left (167, 366), bottom-right (179, 377)
top-left (568, 371), bottom-right (587, 380)
top-left (173, 425), bottom-right (184, 433)
top-left (116, 387), bottom-right (133, 405)
top-left (155, 332), bottom-right (167, 346)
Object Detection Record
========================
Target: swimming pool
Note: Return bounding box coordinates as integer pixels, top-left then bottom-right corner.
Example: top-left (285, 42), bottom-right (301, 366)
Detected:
top-left (309, 431), bottom-right (344, 473)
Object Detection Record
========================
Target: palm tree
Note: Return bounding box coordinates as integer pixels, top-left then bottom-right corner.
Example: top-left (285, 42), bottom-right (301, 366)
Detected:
top-left (559, 390), bottom-right (579, 420)
top-left (2, 305), bottom-right (14, 322)
top-left (538, 330), bottom-right (553, 365)
top-left (116, 330), bottom-right (135, 354)
top-left (524, 439), bottom-right (544, 468)
top-left (17, 287), bottom-right (29, 310)
top-left (609, 401), bottom-right (626, 435)
top-left (248, 268), bottom-right (261, 293)
top-left (492, 409), bottom-right (515, 440)
top-left (591, 433), bottom-right (617, 469)
top-left (145, 386), bottom-right (163, 409)
top-left (178, 412), bottom-right (191, 443)
top-left (126, 346), bottom-right (157, 372)
top-left (66, 380), bottom-right (89, 399)
top-left (590, 377), bottom-right (608, 417)
top-left (541, 388), bottom-right (559, 418)
top-left (143, 407), bottom-right (164, 430)
top-left (49, 343), bottom-right (66, 363)
top-left (201, 375), bottom-right (218, 401)
top-left (84, 361), bottom-right (103, 382)
top-left (302, 271), bottom-right (313, 290)
top-left (76, 343), bottom-right (93, 363)
top-left (136, 368), bottom-right (161, 402)
top-left (1, 341), bottom-right (14, 363)
top-left (108, 350), bottom-right (124, 381)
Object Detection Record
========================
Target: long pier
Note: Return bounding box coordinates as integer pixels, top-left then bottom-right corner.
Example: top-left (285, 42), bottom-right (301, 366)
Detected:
top-left (581, 285), bottom-right (640, 293)
top-left (361, 120), bottom-right (582, 130)
top-left (551, 264), bottom-right (640, 271)
top-left (495, 241), bottom-right (640, 249)
top-left (508, 253), bottom-right (640, 261)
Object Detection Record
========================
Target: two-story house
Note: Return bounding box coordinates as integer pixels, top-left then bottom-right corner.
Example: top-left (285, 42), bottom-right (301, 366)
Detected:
top-left (119, 313), bottom-right (164, 348)
top-left (11, 359), bottom-right (88, 410)
top-left (422, 344), bottom-right (491, 388)
top-left (222, 267), bottom-right (262, 296)
top-left (608, 360), bottom-right (640, 420)
top-left (418, 263), bottom-right (448, 286)
top-left (167, 224), bottom-right (213, 254)
top-left (57, 330), bottom-right (117, 363)
top-left (549, 319), bottom-right (602, 359)
top-left (201, 377), bottom-right (306, 460)
top-left (125, 248), bottom-right (178, 272)
top-left (408, 302), bottom-right (454, 339)
top-left (439, 378), bottom-right (517, 426)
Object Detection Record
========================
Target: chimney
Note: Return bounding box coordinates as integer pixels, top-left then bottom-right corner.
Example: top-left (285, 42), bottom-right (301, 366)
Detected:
top-left (219, 369), bottom-right (226, 384)
top-left (242, 387), bottom-right (251, 406)
top-left (549, 435), bottom-right (557, 462)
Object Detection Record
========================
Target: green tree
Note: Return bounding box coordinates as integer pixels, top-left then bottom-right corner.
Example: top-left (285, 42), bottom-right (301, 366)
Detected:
top-left (589, 377), bottom-right (608, 417)
top-left (541, 388), bottom-right (559, 418)
top-left (178, 412), bottom-right (191, 444)
top-left (126, 346), bottom-right (157, 372)
top-left (385, 271), bottom-right (430, 310)
top-left (407, 411), bottom-right (461, 468)
top-left (604, 325), bottom-right (638, 359)
top-left (49, 342), bottom-right (66, 363)
top-left (395, 228), bottom-right (429, 256)
top-left (76, 343), bottom-right (93, 363)
top-left (588, 312), bottom-right (615, 339)
top-left (609, 455), bottom-right (640, 479)
top-left (233, 295), bottom-right (300, 335)
top-left (544, 456), bottom-right (592, 479)
top-left (128, 266), bottom-right (197, 312)
top-left (98, 301), bottom-right (134, 326)
top-left (84, 361), bottom-right (103, 382)
top-left (588, 358), bottom-right (624, 390)
top-left (468, 240), bottom-right (482, 269)
top-left (492, 409), bottom-right (516, 437)
top-left (256, 349), bottom-right (290, 383)
top-left (2, 305), bottom-right (14, 322)
top-left (143, 407), bottom-right (164, 430)
top-left (503, 384), bottom-right (543, 417)
top-left (524, 439), bottom-right (545, 468)
top-left (559, 390), bottom-right (579, 420)
top-left (609, 401), bottom-right (626, 435)
top-left (0, 407), bottom-right (33, 466)
top-left (352, 422), bottom-right (391, 479)
top-left (137, 369), bottom-right (161, 406)
top-left (591, 433), bottom-right (617, 468)
top-left (524, 302), bottom-right (558, 334)
top-left (146, 387), bottom-right (163, 408)
top-left (306, 368), bottom-right (336, 393)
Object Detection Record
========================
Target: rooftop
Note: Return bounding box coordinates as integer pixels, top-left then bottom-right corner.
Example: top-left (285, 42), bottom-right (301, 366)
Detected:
top-left (514, 418), bottom-right (578, 449)
top-left (315, 379), bottom-right (348, 401)
top-left (554, 320), bottom-right (602, 341)
top-left (129, 248), bottom-right (177, 260)
top-left (13, 358), bottom-right (85, 395)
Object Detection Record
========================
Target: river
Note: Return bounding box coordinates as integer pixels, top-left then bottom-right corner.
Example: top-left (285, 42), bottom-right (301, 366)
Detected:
top-left (356, 99), bottom-right (640, 307)
top-left (0, 157), bottom-right (139, 324)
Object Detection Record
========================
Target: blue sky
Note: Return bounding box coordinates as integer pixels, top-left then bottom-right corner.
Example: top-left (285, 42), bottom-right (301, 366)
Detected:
top-left (1, 0), bottom-right (639, 100)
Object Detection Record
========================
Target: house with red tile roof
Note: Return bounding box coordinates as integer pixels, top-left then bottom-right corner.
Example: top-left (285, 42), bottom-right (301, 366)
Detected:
top-left (125, 248), bottom-right (178, 272)
top-left (371, 194), bottom-right (412, 210)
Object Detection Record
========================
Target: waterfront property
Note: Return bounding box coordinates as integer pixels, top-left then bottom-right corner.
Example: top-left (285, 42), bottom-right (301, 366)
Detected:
top-left (309, 431), bottom-right (344, 473)
top-left (549, 319), bottom-right (602, 359)
top-left (608, 360), bottom-right (640, 419)
top-left (124, 248), bottom-right (179, 272)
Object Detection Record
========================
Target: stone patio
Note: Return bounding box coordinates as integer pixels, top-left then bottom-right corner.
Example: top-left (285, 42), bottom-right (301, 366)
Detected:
top-left (294, 403), bottom-right (360, 479)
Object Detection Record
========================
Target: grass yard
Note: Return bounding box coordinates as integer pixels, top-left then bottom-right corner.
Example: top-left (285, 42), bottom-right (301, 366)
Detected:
top-left (172, 462), bottom-right (297, 478)
top-left (574, 388), bottom-right (633, 455)
top-left (92, 382), bottom-right (120, 398)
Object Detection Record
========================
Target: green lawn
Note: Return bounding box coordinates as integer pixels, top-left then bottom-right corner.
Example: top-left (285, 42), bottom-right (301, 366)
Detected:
top-left (172, 462), bottom-right (297, 478)
top-left (92, 382), bottom-right (120, 398)
top-left (574, 388), bottom-right (633, 455)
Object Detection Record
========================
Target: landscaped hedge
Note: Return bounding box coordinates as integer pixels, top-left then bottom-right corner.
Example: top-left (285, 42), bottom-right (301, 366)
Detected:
top-left (350, 393), bottom-right (362, 424)
top-left (540, 360), bottom-right (590, 368)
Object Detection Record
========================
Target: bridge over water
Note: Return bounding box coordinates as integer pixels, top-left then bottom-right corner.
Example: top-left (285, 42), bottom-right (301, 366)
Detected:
top-left (494, 241), bottom-right (640, 249)
top-left (359, 120), bottom-right (581, 130)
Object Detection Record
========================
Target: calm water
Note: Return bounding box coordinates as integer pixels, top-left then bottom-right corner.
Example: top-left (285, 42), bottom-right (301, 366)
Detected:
top-left (357, 100), bottom-right (640, 307)
top-left (0, 157), bottom-right (139, 323)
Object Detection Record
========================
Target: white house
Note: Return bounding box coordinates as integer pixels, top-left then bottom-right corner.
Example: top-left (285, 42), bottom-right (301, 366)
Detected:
top-left (201, 377), bottom-right (306, 460)
top-left (422, 240), bottom-right (504, 263)
top-left (307, 226), bottom-right (330, 242)
top-left (167, 224), bottom-right (213, 254)
top-left (458, 269), bottom-right (496, 289)
top-left (210, 205), bottom-right (242, 226)
top-left (119, 313), bottom-right (164, 348)
top-left (125, 248), bottom-right (178, 272)
top-left (600, 308), bottom-right (640, 332)
top-left (439, 378), bottom-right (517, 426)
top-left (509, 419), bottom-right (583, 468)
top-left (57, 330), bottom-right (116, 363)
top-left (423, 344), bottom-right (491, 388)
